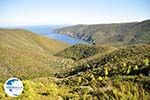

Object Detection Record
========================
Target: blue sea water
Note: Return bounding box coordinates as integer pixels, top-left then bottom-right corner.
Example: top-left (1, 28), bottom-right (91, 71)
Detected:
top-left (22, 25), bottom-right (87, 45)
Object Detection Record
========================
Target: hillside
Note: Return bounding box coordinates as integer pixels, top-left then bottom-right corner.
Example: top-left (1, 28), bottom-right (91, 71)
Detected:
top-left (0, 29), bottom-right (73, 81)
top-left (58, 44), bottom-right (150, 77)
top-left (54, 44), bottom-right (150, 100)
top-left (55, 19), bottom-right (150, 45)
top-left (55, 44), bottom-right (116, 60)
top-left (0, 29), bottom-right (149, 99)
top-left (0, 29), bottom-right (69, 54)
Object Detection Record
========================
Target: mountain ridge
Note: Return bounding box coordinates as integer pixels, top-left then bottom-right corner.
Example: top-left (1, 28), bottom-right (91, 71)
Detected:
top-left (55, 19), bottom-right (150, 46)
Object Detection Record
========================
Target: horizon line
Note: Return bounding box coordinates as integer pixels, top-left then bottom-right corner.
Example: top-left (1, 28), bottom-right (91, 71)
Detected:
top-left (0, 18), bottom-right (149, 27)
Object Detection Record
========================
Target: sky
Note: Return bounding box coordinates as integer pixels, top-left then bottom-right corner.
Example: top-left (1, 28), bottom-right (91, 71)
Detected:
top-left (0, 0), bottom-right (150, 26)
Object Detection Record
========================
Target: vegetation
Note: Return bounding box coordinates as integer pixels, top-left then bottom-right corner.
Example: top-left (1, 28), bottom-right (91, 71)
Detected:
top-left (54, 44), bottom-right (150, 100)
top-left (55, 44), bottom-right (116, 60)
top-left (0, 28), bottom-right (150, 99)
top-left (57, 44), bottom-right (150, 77)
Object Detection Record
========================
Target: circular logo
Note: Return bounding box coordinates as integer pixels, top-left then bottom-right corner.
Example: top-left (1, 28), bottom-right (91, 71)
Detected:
top-left (4, 77), bottom-right (24, 97)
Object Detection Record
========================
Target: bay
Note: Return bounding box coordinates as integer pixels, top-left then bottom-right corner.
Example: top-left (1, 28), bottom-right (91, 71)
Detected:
top-left (23, 25), bottom-right (87, 45)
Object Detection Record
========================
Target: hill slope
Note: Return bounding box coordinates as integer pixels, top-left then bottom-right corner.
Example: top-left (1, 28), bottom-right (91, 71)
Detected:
top-left (53, 44), bottom-right (150, 100)
top-left (56, 44), bottom-right (150, 77)
top-left (55, 44), bottom-right (116, 60)
top-left (0, 29), bottom-right (149, 99)
top-left (55, 19), bottom-right (150, 45)
top-left (0, 29), bottom-right (69, 54)
top-left (0, 29), bottom-right (73, 81)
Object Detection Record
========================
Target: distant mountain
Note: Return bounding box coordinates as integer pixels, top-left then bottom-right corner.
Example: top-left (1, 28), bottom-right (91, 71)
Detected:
top-left (55, 19), bottom-right (150, 46)
top-left (0, 29), bottom-right (72, 81)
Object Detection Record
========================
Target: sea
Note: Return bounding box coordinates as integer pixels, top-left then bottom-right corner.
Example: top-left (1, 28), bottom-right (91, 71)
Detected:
top-left (21, 25), bottom-right (87, 45)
